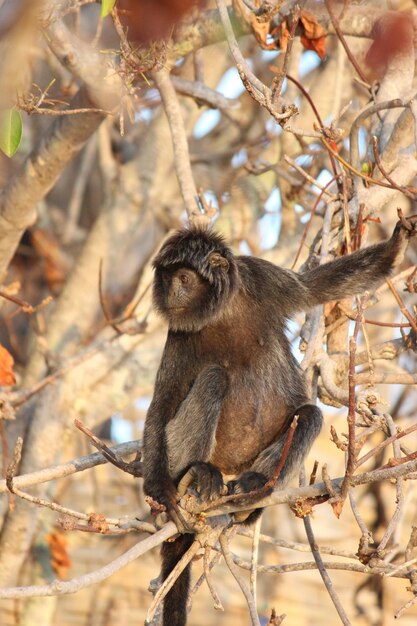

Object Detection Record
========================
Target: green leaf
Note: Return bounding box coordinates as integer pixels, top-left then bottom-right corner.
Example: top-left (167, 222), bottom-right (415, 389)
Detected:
top-left (101, 0), bottom-right (116, 18)
top-left (0, 109), bottom-right (23, 158)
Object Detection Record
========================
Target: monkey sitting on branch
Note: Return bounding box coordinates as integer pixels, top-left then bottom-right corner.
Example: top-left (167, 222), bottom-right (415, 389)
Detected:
top-left (143, 213), bottom-right (417, 626)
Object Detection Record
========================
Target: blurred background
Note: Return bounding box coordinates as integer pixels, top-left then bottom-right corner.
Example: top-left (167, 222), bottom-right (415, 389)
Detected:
top-left (0, 1), bottom-right (417, 624)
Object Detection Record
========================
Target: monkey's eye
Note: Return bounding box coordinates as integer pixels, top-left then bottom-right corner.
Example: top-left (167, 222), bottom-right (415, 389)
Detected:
top-left (179, 273), bottom-right (189, 284)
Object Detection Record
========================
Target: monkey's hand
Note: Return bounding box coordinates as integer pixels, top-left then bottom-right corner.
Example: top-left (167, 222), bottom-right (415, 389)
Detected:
top-left (177, 462), bottom-right (227, 502)
top-left (143, 477), bottom-right (191, 532)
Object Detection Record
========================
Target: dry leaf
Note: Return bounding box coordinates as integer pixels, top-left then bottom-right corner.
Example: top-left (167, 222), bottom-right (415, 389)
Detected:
top-left (280, 21), bottom-right (290, 52)
top-left (268, 608), bottom-right (287, 625)
top-left (331, 498), bottom-right (344, 518)
top-left (234, 0), bottom-right (280, 50)
top-left (300, 10), bottom-right (326, 60)
top-left (30, 229), bottom-right (69, 293)
top-left (47, 531), bottom-right (71, 579)
top-left (251, 17), bottom-right (272, 48)
top-left (88, 512), bottom-right (109, 533)
top-left (300, 10), bottom-right (325, 40)
top-left (0, 344), bottom-right (16, 386)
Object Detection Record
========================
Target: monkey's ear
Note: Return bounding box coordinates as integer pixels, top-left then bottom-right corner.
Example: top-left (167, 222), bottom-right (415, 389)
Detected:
top-left (208, 252), bottom-right (229, 271)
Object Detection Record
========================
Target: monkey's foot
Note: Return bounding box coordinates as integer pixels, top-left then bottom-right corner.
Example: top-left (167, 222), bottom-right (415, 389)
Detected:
top-left (226, 471), bottom-right (270, 523)
top-left (227, 470), bottom-right (270, 499)
top-left (177, 462), bottom-right (227, 501)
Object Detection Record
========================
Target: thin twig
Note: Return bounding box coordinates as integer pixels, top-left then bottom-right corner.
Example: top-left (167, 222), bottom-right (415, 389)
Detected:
top-left (271, 7), bottom-right (300, 104)
top-left (385, 556), bottom-right (417, 577)
top-left (324, 0), bottom-right (368, 84)
top-left (146, 539), bottom-right (201, 623)
top-left (386, 277), bottom-right (417, 334)
top-left (152, 67), bottom-right (203, 224)
top-left (377, 414), bottom-right (404, 551)
top-left (322, 136), bottom-right (413, 192)
top-left (0, 440), bottom-right (141, 494)
top-left (237, 528), bottom-right (358, 560)
top-left (357, 422), bottom-right (417, 468)
top-left (189, 528), bottom-right (238, 605)
top-left (395, 594), bottom-right (417, 618)
top-left (0, 290), bottom-right (52, 314)
top-left (339, 303), bottom-right (362, 503)
top-left (290, 174), bottom-right (340, 269)
top-left (219, 529), bottom-right (261, 626)
top-left (301, 467), bottom-right (352, 626)
top-left (232, 555), bottom-right (411, 578)
top-left (283, 73), bottom-right (340, 179)
top-left (250, 516), bottom-right (262, 603)
top-left (372, 136), bottom-right (416, 200)
top-left (203, 546), bottom-right (224, 611)
top-left (171, 75), bottom-right (239, 111)
top-left (74, 419), bottom-right (142, 476)
top-left (215, 0), bottom-right (265, 97)
top-left (349, 97), bottom-right (416, 170)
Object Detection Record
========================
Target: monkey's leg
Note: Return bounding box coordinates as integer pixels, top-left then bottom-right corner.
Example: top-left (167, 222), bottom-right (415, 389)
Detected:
top-left (166, 364), bottom-right (228, 500)
top-left (161, 534), bottom-right (194, 626)
top-left (228, 404), bottom-right (323, 523)
top-left (251, 404), bottom-right (323, 483)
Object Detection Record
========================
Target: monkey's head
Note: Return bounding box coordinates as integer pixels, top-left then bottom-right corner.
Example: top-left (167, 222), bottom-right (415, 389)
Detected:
top-left (152, 227), bottom-right (239, 332)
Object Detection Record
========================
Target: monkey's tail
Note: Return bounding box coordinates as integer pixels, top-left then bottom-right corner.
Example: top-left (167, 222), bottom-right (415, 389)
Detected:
top-left (161, 534), bottom-right (194, 626)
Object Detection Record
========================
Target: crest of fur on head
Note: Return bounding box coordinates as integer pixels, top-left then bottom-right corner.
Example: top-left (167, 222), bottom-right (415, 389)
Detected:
top-left (152, 226), bottom-right (239, 331)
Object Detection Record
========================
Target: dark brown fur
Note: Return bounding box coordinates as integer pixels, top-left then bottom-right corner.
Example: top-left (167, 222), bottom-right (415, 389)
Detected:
top-left (143, 219), bottom-right (416, 626)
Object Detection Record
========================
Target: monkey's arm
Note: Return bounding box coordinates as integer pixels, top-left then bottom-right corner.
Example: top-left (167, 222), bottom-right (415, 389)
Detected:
top-left (143, 340), bottom-right (229, 507)
top-left (299, 216), bottom-right (417, 306)
top-left (142, 369), bottom-right (178, 506)
top-left (142, 334), bottom-right (192, 507)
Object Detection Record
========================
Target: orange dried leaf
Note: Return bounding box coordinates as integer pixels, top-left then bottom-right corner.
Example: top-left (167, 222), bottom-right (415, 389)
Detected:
top-left (30, 229), bottom-right (68, 292)
top-left (47, 531), bottom-right (71, 578)
top-left (251, 18), bottom-right (273, 48)
top-left (280, 21), bottom-right (290, 52)
top-left (300, 10), bottom-right (325, 39)
top-left (300, 33), bottom-right (326, 59)
top-left (331, 499), bottom-right (344, 518)
top-left (300, 10), bottom-right (326, 59)
top-left (0, 345), bottom-right (16, 386)
top-left (88, 512), bottom-right (109, 533)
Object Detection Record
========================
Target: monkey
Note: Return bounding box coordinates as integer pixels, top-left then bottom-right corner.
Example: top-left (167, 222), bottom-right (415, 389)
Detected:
top-left (143, 215), bottom-right (417, 626)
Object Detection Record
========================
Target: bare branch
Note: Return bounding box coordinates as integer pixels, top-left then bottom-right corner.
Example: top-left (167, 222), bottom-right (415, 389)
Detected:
top-left (0, 440), bottom-right (141, 494)
top-left (219, 529), bottom-right (261, 626)
top-left (0, 523), bottom-right (177, 598)
top-left (152, 67), bottom-right (203, 225)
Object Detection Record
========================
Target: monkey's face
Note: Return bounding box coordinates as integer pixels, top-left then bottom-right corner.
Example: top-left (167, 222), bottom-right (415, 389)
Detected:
top-left (154, 266), bottom-right (213, 331)
top-left (152, 228), bottom-right (239, 332)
